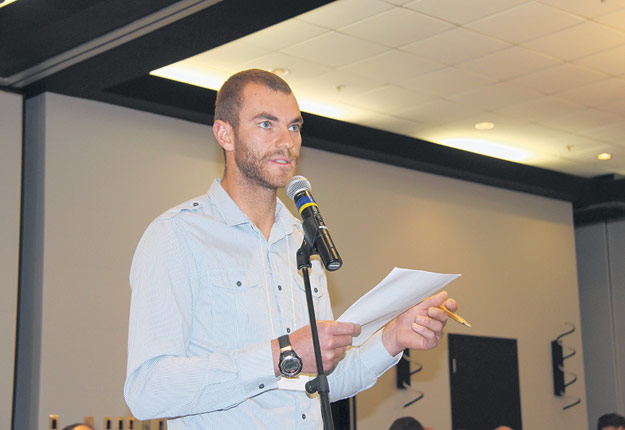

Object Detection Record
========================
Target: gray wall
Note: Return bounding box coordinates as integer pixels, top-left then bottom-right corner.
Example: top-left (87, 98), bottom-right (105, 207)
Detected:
top-left (576, 220), bottom-right (625, 429)
top-left (0, 90), bottom-right (21, 430)
top-left (17, 92), bottom-right (588, 429)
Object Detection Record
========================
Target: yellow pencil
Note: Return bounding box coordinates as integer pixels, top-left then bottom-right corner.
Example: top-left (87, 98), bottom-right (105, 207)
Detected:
top-left (438, 306), bottom-right (471, 327)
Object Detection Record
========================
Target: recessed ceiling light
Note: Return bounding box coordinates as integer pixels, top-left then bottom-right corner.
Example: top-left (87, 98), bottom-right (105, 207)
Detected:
top-left (475, 122), bottom-right (494, 130)
top-left (0, 0), bottom-right (19, 8)
top-left (270, 68), bottom-right (290, 78)
top-left (597, 152), bottom-right (612, 160)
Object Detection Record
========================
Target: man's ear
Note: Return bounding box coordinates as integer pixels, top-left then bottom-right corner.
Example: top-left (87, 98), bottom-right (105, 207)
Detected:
top-left (213, 120), bottom-right (235, 152)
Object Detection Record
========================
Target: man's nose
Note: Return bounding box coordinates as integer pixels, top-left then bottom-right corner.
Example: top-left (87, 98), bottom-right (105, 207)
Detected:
top-left (277, 126), bottom-right (296, 150)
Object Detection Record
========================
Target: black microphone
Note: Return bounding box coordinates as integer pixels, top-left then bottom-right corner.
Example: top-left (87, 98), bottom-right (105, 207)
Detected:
top-left (286, 176), bottom-right (342, 271)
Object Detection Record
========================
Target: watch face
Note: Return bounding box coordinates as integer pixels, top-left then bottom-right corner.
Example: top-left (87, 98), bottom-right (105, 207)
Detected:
top-left (280, 352), bottom-right (302, 377)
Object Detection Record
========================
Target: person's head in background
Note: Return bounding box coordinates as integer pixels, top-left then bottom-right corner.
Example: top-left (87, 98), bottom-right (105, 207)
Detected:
top-left (598, 413), bottom-right (625, 430)
top-left (494, 426), bottom-right (515, 430)
top-left (61, 424), bottom-right (94, 430)
top-left (389, 416), bottom-right (425, 430)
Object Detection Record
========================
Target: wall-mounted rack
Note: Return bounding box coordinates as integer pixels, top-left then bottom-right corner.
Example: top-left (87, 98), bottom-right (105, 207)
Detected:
top-left (551, 322), bottom-right (581, 410)
top-left (396, 348), bottom-right (424, 407)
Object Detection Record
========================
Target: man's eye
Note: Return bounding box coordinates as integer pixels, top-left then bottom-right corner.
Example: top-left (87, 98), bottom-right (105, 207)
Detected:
top-left (289, 124), bottom-right (301, 132)
top-left (259, 121), bottom-right (271, 129)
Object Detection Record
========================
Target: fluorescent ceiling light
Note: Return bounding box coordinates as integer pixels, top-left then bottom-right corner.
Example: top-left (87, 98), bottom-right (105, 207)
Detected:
top-left (151, 66), bottom-right (348, 119)
top-left (0, 0), bottom-right (19, 8)
top-left (439, 138), bottom-right (532, 162)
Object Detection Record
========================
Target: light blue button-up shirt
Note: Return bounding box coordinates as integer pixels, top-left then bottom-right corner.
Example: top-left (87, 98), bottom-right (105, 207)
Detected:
top-left (124, 180), bottom-right (399, 429)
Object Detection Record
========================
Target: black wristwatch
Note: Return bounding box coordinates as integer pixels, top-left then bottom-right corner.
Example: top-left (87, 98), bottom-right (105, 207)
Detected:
top-left (278, 334), bottom-right (303, 378)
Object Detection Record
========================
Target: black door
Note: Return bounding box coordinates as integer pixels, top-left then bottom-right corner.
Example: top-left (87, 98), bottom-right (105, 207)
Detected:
top-left (449, 334), bottom-right (522, 430)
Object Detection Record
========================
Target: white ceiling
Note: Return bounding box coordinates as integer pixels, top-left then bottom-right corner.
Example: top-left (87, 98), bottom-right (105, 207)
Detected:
top-left (153, 0), bottom-right (625, 178)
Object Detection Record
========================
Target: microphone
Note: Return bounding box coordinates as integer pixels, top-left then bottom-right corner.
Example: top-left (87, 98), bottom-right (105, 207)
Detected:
top-left (286, 176), bottom-right (342, 271)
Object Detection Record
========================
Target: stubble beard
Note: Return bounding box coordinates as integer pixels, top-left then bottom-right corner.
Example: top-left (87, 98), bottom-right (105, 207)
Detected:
top-left (233, 132), bottom-right (298, 191)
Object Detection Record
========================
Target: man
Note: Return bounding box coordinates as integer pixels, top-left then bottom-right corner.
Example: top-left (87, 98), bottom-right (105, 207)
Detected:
top-left (124, 69), bottom-right (457, 429)
top-left (61, 424), bottom-right (94, 430)
top-left (389, 416), bottom-right (426, 430)
top-left (598, 413), bottom-right (625, 430)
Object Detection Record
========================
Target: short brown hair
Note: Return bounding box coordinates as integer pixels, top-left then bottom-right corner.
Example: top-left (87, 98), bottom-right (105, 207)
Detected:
top-left (215, 69), bottom-right (293, 129)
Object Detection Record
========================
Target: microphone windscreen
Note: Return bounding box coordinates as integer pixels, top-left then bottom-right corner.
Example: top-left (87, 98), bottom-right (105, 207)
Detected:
top-left (286, 175), bottom-right (311, 201)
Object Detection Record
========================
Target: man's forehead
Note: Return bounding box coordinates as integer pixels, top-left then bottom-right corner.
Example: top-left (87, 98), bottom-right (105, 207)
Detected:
top-left (240, 82), bottom-right (301, 117)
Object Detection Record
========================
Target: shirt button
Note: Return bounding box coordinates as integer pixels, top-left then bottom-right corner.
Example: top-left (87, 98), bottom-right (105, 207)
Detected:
top-left (193, 202), bottom-right (199, 207)
top-left (278, 285), bottom-right (282, 291)
top-left (314, 288), bottom-right (318, 293)
top-left (236, 281), bottom-right (242, 287)
top-left (302, 414), bottom-right (306, 420)
top-left (259, 384), bottom-right (264, 389)
top-left (286, 327), bottom-right (291, 333)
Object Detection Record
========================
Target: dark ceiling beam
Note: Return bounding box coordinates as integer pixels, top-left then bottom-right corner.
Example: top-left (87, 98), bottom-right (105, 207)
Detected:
top-left (0, 0), bottom-right (183, 77)
top-left (20, 0), bottom-right (334, 97)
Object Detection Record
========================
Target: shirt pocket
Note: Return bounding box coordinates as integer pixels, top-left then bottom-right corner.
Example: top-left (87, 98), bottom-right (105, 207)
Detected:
top-left (292, 264), bottom-right (327, 323)
top-left (203, 268), bottom-right (273, 348)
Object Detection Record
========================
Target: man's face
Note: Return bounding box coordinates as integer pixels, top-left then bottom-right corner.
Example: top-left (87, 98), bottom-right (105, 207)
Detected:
top-left (231, 82), bottom-right (303, 190)
top-left (602, 427), bottom-right (625, 430)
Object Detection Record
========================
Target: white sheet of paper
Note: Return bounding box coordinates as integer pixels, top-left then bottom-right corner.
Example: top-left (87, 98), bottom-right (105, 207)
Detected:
top-left (338, 268), bottom-right (461, 346)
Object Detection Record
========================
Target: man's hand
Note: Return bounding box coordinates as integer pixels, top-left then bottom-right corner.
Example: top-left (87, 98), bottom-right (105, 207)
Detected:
top-left (381, 291), bottom-right (457, 357)
top-left (273, 321), bottom-right (361, 376)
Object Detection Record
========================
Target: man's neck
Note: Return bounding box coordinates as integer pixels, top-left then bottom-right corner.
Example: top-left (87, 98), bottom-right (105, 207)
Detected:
top-left (221, 175), bottom-right (278, 240)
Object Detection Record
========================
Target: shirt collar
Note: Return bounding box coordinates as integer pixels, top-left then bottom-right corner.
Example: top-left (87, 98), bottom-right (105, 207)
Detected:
top-left (207, 179), bottom-right (299, 234)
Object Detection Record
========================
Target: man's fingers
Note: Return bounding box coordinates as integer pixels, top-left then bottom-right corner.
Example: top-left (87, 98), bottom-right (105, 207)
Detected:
top-left (331, 321), bottom-right (361, 336)
top-left (443, 298), bottom-right (458, 312)
top-left (418, 291), bottom-right (448, 309)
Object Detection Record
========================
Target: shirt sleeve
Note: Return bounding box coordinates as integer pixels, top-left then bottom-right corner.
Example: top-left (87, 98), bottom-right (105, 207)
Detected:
top-left (124, 217), bottom-right (278, 420)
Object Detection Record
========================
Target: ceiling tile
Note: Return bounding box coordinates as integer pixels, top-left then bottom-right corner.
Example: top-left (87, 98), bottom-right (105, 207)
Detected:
top-left (467, 2), bottom-right (583, 44)
top-left (297, 69), bottom-right (384, 101)
top-left (442, 112), bottom-right (531, 137)
top-left (358, 114), bottom-right (430, 135)
top-left (537, 0), bottom-right (625, 18)
top-left (449, 82), bottom-right (541, 110)
top-left (396, 99), bottom-right (489, 125)
top-left (281, 31), bottom-right (388, 68)
top-left (178, 40), bottom-right (271, 73)
top-left (401, 28), bottom-right (509, 65)
top-left (239, 52), bottom-right (332, 81)
top-left (243, 20), bottom-right (329, 51)
top-left (457, 46), bottom-right (559, 81)
top-left (341, 84), bottom-right (438, 114)
top-left (383, 0), bottom-right (414, 4)
top-left (497, 123), bottom-right (582, 151)
top-left (538, 107), bottom-right (623, 133)
top-left (399, 67), bottom-right (496, 97)
top-left (496, 96), bottom-right (586, 122)
top-left (595, 96), bottom-right (625, 116)
top-left (403, 0), bottom-right (530, 25)
top-left (555, 77), bottom-right (625, 107)
top-left (595, 8), bottom-right (625, 32)
top-left (573, 44), bottom-right (625, 76)
top-left (510, 63), bottom-right (608, 94)
top-left (340, 50), bottom-right (445, 83)
top-left (340, 7), bottom-right (454, 48)
top-left (523, 21), bottom-right (625, 60)
top-left (577, 121), bottom-right (625, 144)
top-left (295, 0), bottom-right (393, 29)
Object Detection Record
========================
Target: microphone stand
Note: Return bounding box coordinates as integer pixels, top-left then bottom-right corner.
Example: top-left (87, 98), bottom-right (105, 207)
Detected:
top-left (296, 239), bottom-right (335, 430)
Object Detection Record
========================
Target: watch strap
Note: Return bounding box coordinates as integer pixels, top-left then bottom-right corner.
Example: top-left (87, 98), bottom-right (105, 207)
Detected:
top-left (278, 334), bottom-right (290, 350)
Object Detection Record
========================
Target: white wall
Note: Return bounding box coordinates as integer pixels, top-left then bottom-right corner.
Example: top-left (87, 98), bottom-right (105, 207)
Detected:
top-left (23, 92), bottom-right (587, 429)
top-left (576, 220), bottom-right (625, 429)
top-left (0, 90), bottom-right (22, 430)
